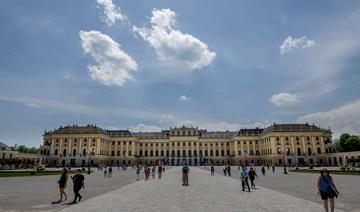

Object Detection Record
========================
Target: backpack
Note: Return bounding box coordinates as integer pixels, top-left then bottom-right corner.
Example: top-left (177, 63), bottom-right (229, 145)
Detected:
top-left (183, 166), bottom-right (188, 174)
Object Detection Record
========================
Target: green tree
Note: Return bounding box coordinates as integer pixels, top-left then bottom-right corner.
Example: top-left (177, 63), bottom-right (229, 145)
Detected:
top-left (17, 145), bottom-right (40, 154)
top-left (335, 133), bottom-right (360, 152)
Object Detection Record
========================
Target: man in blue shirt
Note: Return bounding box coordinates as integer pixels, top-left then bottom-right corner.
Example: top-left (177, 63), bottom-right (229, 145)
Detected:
top-left (241, 167), bottom-right (250, 192)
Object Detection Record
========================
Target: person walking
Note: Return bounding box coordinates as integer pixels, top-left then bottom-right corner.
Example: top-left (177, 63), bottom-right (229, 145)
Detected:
top-left (158, 165), bottom-right (163, 179)
top-left (135, 165), bottom-right (141, 181)
top-left (71, 169), bottom-right (84, 204)
top-left (57, 168), bottom-right (68, 202)
top-left (272, 165), bottom-right (275, 173)
top-left (241, 167), bottom-right (250, 192)
top-left (248, 167), bottom-right (258, 188)
top-left (108, 167), bottom-right (112, 178)
top-left (104, 167), bottom-right (107, 178)
top-left (210, 164), bottom-right (215, 176)
top-left (318, 168), bottom-right (339, 212)
top-left (182, 164), bottom-right (190, 186)
top-left (223, 166), bottom-right (227, 176)
top-left (151, 165), bottom-right (156, 179)
top-left (144, 165), bottom-right (150, 180)
top-left (261, 165), bottom-right (266, 176)
top-left (227, 165), bottom-right (231, 176)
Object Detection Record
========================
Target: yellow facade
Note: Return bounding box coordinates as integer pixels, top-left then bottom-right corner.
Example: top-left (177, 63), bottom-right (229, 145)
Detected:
top-left (40, 123), bottom-right (337, 167)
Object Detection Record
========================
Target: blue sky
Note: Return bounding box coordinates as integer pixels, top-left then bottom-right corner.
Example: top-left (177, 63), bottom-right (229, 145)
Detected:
top-left (1, 0), bottom-right (360, 147)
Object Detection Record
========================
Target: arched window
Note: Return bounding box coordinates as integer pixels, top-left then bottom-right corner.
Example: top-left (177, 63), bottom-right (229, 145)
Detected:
top-left (297, 148), bottom-right (301, 156)
top-left (307, 148), bottom-right (312, 155)
top-left (54, 149), bottom-right (58, 156)
top-left (63, 149), bottom-right (67, 156)
top-left (72, 149), bottom-right (76, 157)
top-left (83, 149), bottom-right (86, 156)
top-left (317, 147), bottom-right (321, 154)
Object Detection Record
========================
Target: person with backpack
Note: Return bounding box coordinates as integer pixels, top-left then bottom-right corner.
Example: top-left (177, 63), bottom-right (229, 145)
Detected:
top-left (317, 168), bottom-right (339, 212)
top-left (241, 166), bottom-right (250, 192)
top-left (182, 164), bottom-right (190, 186)
top-left (210, 164), bottom-right (215, 176)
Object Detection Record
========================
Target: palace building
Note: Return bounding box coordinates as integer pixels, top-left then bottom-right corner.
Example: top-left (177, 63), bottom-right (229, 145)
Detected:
top-left (40, 123), bottom-right (338, 167)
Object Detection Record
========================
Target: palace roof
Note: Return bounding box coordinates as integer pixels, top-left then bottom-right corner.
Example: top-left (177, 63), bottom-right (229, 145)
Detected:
top-left (107, 130), bottom-right (133, 137)
top-left (236, 128), bottom-right (264, 136)
top-left (44, 125), bottom-right (108, 135)
top-left (263, 123), bottom-right (330, 132)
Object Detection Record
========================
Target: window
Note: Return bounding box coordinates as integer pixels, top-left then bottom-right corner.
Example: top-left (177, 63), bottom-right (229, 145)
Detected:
top-left (276, 136), bottom-right (280, 142)
top-left (317, 147), bottom-right (321, 154)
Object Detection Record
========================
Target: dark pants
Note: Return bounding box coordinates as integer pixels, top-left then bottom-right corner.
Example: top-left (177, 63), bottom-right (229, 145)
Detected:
top-left (242, 177), bottom-right (250, 191)
top-left (73, 186), bottom-right (82, 202)
top-left (250, 177), bottom-right (255, 188)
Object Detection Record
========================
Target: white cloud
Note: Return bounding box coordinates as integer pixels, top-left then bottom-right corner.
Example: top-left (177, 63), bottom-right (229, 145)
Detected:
top-left (96, 0), bottom-right (127, 26)
top-left (79, 30), bottom-right (138, 87)
top-left (297, 99), bottom-right (360, 138)
top-left (130, 123), bottom-right (162, 132)
top-left (26, 103), bottom-right (41, 108)
top-left (280, 36), bottom-right (315, 55)
top-left (269, 93), bottom-right (300, 107)
top-left (179, 95), bottom-right (191, 102)
top-left (133, 8), bottom-right (216, 71)
top-left (157, 113), bottom-right (273, 131)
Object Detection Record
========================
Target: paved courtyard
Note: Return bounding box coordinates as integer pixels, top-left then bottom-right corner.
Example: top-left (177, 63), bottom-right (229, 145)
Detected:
top-left (208, 166), bottom-right (360, 212)
top-left (0, 168), bottom-right (143, 211)
top-left (60, 167), bottom-right (345, 212)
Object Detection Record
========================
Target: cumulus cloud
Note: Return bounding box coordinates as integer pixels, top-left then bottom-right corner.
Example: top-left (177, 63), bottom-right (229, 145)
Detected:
top-left (269, 93), bottom-right (300, 107)
top-left (179, 95), bottom-right (191, 102)
top-left (133, 8), bottom-right (216, 71)
top-left (297, 99), bottom-right (360, 138)
top-left (79, 30), bottom-right (138, 86)
top-left (96, 0), bottom-right (127, 26)
top-left (280, 36), bottom-right (315, 54)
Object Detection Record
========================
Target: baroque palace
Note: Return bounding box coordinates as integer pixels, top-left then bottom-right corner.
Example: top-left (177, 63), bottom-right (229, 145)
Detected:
top-left (40, 123), bottom-right (343, 167)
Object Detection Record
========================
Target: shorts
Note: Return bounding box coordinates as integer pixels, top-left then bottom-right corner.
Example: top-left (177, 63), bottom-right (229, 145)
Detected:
top-left (320, 191), bottom-right (334, 200)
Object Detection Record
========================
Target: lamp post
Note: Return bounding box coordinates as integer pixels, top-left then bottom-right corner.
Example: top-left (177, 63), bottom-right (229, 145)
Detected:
top-left (283, 148), bottom-right (288, 174)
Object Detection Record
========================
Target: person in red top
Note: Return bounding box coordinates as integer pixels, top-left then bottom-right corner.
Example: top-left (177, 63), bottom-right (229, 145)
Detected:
top-left (144, 165), bottom-right (150, 180)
